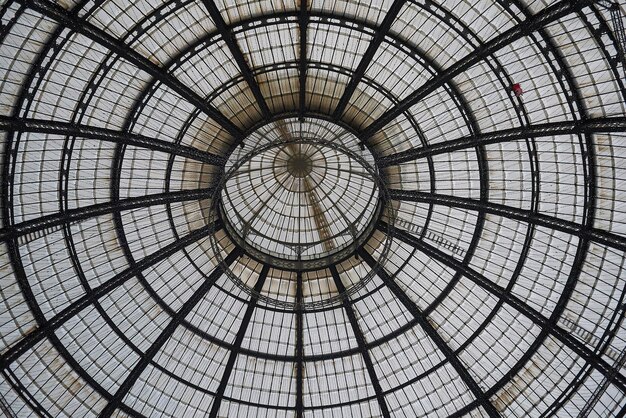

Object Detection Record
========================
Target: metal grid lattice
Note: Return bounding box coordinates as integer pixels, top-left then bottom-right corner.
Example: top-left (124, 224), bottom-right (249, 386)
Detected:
top-left (0, 0), bottom-right (625, 417)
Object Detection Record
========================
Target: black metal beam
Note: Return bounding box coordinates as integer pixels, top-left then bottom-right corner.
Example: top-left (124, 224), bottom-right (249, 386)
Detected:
top-left (0, 3), bottom-right (26, 45)
top-left (357, 249), bottom-right (501, 417)
top-left (0, 116), bottom-right (225, 165)
top-left (329, 265), bottom-right (390, 418)
top-left (360, 0), bottom-right (595, 139)
top-left (99, 3), bottom-right (235, 395)
top-left (0, 221), bottom-right (223, 369)
top-left (100, 248), bottom-right (242, 417)
top-left (548, 6), bottom-right (626, 416)
top-left (209, 264), bottom-right (270, 418)
top-left (295, 271), bottom-right (304, 418)
top-left (378, 117), bottom-right (626, 167)
top-left (397, 4), bottom-right (492, 362)
top-left (18, 0), bottom-right (242, 138)
top-left (200, 0), bottom-right (271, 120)
top-left (331, 0), bottom-right (405, 119)
top-left (2, 369), bottom-right (52, 417)
top-left (576, 305), bottom-right (626, 417)
top-left (0, 187), bottom-right (216, 243)
top-left (447, 2), bottom-right (608, 416)
top-left (383, 222), bottom-right (626, 393)
top-left (387, 189), bottom-right (626, 253)
top-left (0, 387), bottom-right (15, 418)
top-left (597, 0), bottom-right (626, 64)
top-left (0, 3), bottom-right (143, 416)
top-left (3, 152), bottom-right (134, 414)
top-left (298, 0), bottom-right (308, 119)
top-left (0, 5), bottom-right (143, 404)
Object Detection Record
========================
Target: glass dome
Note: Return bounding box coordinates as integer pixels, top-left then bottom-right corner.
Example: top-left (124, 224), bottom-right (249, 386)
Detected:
top-left (0, 0), bottom-right (625, 417)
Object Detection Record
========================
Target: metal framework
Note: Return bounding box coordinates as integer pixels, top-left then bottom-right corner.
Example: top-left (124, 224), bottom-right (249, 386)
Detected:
top-left (100, 248), bottom-right (242, 418)
top-left (16, 0), bottom-right (242, 138)
top-left (295, 271), bottom-right (304, 418)
top-left (358, 249), bottom-right (501, 418)
top-left (378, 117), bottom-right (626, 167)
top-left (329, 265), bottom-right (391, 418)
top-left (0, 221), bottom-right (223, 367)
top-left (200, 0), bottom-right (271, 121)
top-left (1, 0), bottom-right (625, 416)
top-left (0, 116), bottom-right (226, 165)
top-left (598, 0), bottom-right (626, 63)
top-left (387, 189), bottom-right (626, 253)
top-left (383, 222), bottom-right (626, 393)
top-left (207, 262), bottom-right (266, 418)
top-left (331, 0), bottom-right (405, 120)
top-left (359, 0), bottom-right (596, 140)
top-left (0, 187), bottom-right (215, 243)
top-left (298, 1), bottom-right (308, 120)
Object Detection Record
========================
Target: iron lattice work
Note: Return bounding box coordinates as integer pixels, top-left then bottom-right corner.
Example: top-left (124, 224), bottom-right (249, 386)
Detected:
top-left (0, 0), bottom-right (625, 417)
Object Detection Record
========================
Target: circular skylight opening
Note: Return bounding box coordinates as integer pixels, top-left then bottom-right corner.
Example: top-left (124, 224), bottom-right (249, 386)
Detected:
top-left (219, 125), bottom-right (383, 270)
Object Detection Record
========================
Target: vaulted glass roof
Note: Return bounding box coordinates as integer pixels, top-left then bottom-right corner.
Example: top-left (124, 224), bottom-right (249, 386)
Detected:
top-left (1, 0), bottom-right (626, 417)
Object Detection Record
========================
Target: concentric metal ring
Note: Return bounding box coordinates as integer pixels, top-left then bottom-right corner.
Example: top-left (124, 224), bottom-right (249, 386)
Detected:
top-left (207, 120), bottom-right (397, 308)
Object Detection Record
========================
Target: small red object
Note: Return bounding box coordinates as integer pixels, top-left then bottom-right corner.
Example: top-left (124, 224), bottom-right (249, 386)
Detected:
top-left (512, 83), bottom-right (523, 97)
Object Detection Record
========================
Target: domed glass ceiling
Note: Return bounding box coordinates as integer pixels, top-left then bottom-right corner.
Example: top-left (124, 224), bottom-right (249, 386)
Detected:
top-left (1, 0), bottom-right (626, 417)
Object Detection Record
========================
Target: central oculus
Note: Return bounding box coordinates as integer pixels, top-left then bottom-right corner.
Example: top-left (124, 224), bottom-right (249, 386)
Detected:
top-left (286, 153), bottom-right (313, 178)
top-left (219, 138), bottom-right (382, 270)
